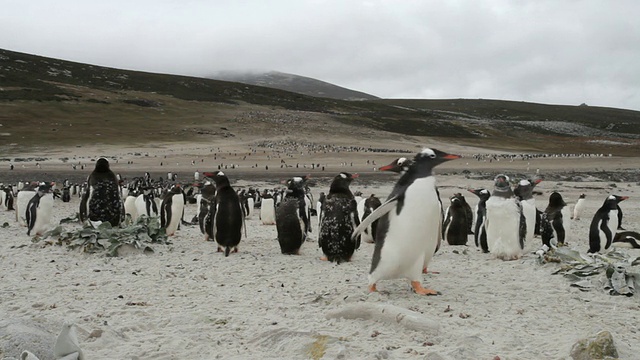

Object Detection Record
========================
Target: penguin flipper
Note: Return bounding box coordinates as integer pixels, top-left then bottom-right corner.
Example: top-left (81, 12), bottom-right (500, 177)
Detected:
top-left (26, 201), bottom-right (37, 235)
top-left (351, 196), bottom-right (398, 239)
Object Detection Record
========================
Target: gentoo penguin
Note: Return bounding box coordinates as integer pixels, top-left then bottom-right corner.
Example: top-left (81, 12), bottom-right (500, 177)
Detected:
top-left (136, 188), bottom-right (159, 219)
top-left (16, 181), bottom-right (38, 226)
top-left (572, 194), bottom-right (587, 220)
top-left (160, 184), bottom-right (185, 236)
top-left (354, 148), bottom-right (460, 295)
top-left (318, 172), bottom-right (361, 263)
top-left (123, 193), bottom-right (138, 222)
top-left (378, 156), bottom-right (444, 273)
top-left (2, 186), bottom-right (14, 211)
top-left (316, 192), bottom-right (326, 227)
top-left (442, 193), bottom-right (471, 246)
top-left (26, 183), bottom-right (54, 236)
top-left (260, 190), bottom-right (276, 225)
top-left (358, 194), bottom-right (382, 243)
top-left (276, 176), bottom-right (311, 255)
top-left (539, 192), bottom-right (570, 251)
top-left (61, 186), bottom-right (71, 203)
top-left (588, 195), bottom-right (629, 253)
top-left (612, 231), bottom-right (640, 249)
top-left (485, 174), bottom-right (526, 260)
top-left (196, 180), bottom-right (216, 240)
top-left (468, 188), bottom-right (491, 252)
top-left (514, 178), bottom-right (542, 243)
top-left (79, 158), bottom-right (124, 227)
top-left (205, 171), bottom-right (244, 256)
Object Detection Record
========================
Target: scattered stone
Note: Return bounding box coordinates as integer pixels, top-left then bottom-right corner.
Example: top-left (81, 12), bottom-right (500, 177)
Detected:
top-left (570, 330), bottom-right (619, 360)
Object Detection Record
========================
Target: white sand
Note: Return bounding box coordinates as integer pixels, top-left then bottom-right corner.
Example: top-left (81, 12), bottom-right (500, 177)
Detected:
top-left (1, 166), bottom-right (640, 359)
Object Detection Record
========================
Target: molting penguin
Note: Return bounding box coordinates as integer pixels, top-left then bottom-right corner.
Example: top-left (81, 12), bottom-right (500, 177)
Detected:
top-left (205, 171), bottom-right (244, 256)
top-left (276, 176), bottom-right (311, 255)
top-left (160, 184), bottom-right (185, 236)
top-left (468, 188), bottom-right (491, 252)
top-left (26, 183), bottom-right (54, 236)
top-left (588, 195), bottom-right (629, 253)
top-left (485, 174), bottom-right (526, 260)
top-left (354, 148), bottom-right (460, 295)
top-left (442, 193), bottom-right (471, 246)
top-left (572, 194), bottom-right (586, 220)
top-left (514, 178), bottom-right (542, 243)
top-left (80, 158), bottom-right (124, 227)
top-left (318, 172), bottom-right (361, 263)
top-left (538, 191), bottom-right (570, 255)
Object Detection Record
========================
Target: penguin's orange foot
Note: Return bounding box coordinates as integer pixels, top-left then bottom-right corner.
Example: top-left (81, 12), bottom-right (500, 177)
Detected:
top-left (422, 267), bottom-right (440, 274)
top-left (233, 247), bottom-right (238, 253)
top-left (320, 256), bottom-right (328, 261)
top-left (368, 283), bottom-right (377, 293)
top-left (411, 281), bottom-right (439, 296)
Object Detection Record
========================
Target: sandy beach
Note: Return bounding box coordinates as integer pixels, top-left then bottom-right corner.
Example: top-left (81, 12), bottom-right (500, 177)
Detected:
top-left (1, 143), bottom-right (640, 360)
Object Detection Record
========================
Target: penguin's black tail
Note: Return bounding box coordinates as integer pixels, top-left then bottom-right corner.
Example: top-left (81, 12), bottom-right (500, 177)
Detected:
top-left (224, 246), bottom-right (231, 257)
top-left (613, 231), bottom-right (640, 249)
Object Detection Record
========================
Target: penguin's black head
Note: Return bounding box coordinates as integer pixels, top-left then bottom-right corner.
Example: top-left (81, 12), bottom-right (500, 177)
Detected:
top-left (548, 191), bottom-right (566, 208)
top-left (514, 179), bottom-right (535, 200)
top-left (95, 158), bottom-right (110, 173)
top-left (492, 174), bottom-right (514, 197)
top-left (379, 157), bottom-right (412, 174)
top-left (603, 194), bottom-right (628, 209)
top-left (208, 171), bottom-right (231, 188)
top-left (406, 148), bottom-right (461, 177)
top-left (468, 188), bottom-right (491, 200)
top-left (285, 176), bottom-right (307, 196)
top-left (329, 172), bottom-right (358, 195)
top-left (37, 183), bottom-right (52, 194)
top-left (579, 193), bottom-right (586, 199)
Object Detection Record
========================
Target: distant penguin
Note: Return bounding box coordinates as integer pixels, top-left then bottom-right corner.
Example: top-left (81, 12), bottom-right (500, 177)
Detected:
top-left (359, 194), bottom-right (382, 243)
top-left (136, 188), bottom-right (159, 219)
top-left (468, 188), bottom-right (491, 252)
top-left (205, 171), bottom-right (244, 256)
top-left (26, 183), bottom-right (54, 236)
top-left (260, 191), bottom-right (276, 225)
top-left (16, 181), bottom-right (38, 226)
top-left (123, 194), bottom-right (138, 222)
top-left (2, 186), bottom-right (14, 211)
top-left (160, 184), bottom-right (185, 236)
top-left (316, 192), bottom-right (326, 227)
top-left (276, 176), bottom-right (311, 255)
top-left (514, 178), bottom-right (542, 243)
top-left (318, 172), bottom-right (361, 263)
top-left (485, 174), bottom-right (526, 260)
top-left (353, 148), bottom-right (459, 294)
top-left (572, 194), bottom-right (587, 220)
top-left (61, 187), bottom-right (71, 203)
top-left (79, 158), bottom-right (124, 227)
top-left (442, 193), bottom-right (471, 246)
top-left (588, 195), bottom-right (629, 253)
top-left (539, 192), bottom-right (570, 252)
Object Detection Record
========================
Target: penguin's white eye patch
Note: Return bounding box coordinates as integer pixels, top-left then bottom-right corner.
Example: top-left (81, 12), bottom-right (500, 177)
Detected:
top-left (608, 195), bottom-right (616, 200)
top-left (397, 157), bottom-right (407, 165)
top-left (519, 180), bottom-right (530, 186)
top-left (420, 148), bottom-right (436, 158)
top-left (340, 173), bottom-right (347, 178)
top-left (218, 172), bottom-right (225, 176)
top-left (293, 177), bottom-right (303, 182)
top-left (480, 189), bottom-right (488, 194)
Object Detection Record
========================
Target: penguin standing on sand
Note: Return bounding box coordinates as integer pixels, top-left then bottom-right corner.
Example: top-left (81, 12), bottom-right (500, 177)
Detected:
top-left (260, 190), bottom-right (276, 225)
top-left (485, 174), bottom-right (526, 260)
top-left (26, 183), bottom-right (54, 236)
top-left (468, 188), bottom-right (491, 252)
top-left (316, 192), bottom-right (326, 227)
top-left (318, 172), bottom-right (361, 263)
top-left (538, 192), bottom-right (570, 254)
top-left (160, 184), bottom-right (185, 236)
top-left (354, 148), bottom-right (460, 295)
top-left (205, 171), bottom-right (244, 256)
top-left (2, 186), bottom-right (14, 211)
top-left (514, 178), bottom-right (542, 242)
top-left (588, 195), bottom-right (629, 253)
top-left (136, 187), bottom-right (159, 218)
top-left (276, 176), bottom-right (311, 255)
top-left (442, 193), bottom-right (471, 246)
top-left (16, 181), bottom-right (38, 226)
top-left (61, 186), bottom-right (71, 203)
top-left (572, 194), bottom-right (586, 220)
top-left (359, 194), bottom-right (382, 243)
top-left (80, 158), bottom-right (124, 227)
top-left (196, 180), bottom-right (216, 240)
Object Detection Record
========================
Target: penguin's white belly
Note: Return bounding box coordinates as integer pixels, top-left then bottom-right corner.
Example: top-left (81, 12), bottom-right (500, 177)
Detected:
top-left (521, 199), bottom-right (536, 242)
top-left (560, 207), bottom-right (571, 244)
top-left (573, 199), bottom-right (586, 220)
top-left (124, 196), bottom-right (138, 221)
top-left (32, 194), bottom-right (54, 235)
top-left (260, 199), bottom-right (276, 225)
top-left (486, 197), bottom-right (522, 260)
top-left (0, 191), bottom-right (5, 209)
top-left (166, 196), bottom-right (184, 236)
top-left (357, 198), bottom-right (374, 243)
top-left (17, 191), bottom-right (36, 226)
top-left (316, 201), bottom-right (322, 227)
top-left (370, 177), bottom-right (440, 282)
top-left (246, 198), bottom-right (255, 218)
top-left (600, 210), bottom-right (617, 250)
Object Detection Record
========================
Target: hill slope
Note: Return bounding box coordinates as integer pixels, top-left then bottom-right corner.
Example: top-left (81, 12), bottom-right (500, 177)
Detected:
top-left (209, 70), bottom-right (379, 101)
top-left (1, 48), bottom-right (639, 156)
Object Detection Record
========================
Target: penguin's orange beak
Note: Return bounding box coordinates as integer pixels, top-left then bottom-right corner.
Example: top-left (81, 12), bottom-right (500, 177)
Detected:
top-left (443, 154), bottom-right (461, 160)
top-left (351, 173), bottom-right (359, 179)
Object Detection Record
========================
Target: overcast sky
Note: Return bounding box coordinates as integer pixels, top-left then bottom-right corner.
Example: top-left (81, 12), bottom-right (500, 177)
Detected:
top-left (2, 1), bottom-right (639, 110)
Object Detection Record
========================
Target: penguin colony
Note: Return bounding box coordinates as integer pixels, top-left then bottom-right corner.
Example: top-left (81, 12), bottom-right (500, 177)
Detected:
top-left (2, 150), bottom-right (639, 297)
